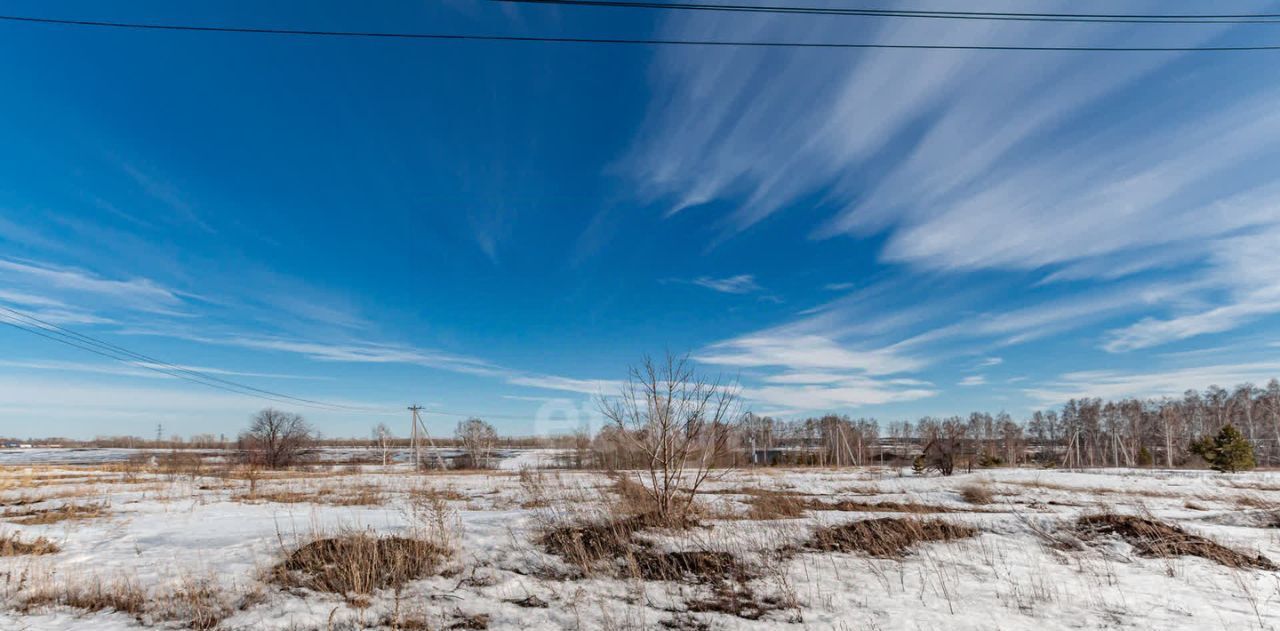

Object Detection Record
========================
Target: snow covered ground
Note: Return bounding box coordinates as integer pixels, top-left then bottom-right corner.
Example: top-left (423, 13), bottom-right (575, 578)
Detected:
top-left (0, 463), bottom-right (1277, 630)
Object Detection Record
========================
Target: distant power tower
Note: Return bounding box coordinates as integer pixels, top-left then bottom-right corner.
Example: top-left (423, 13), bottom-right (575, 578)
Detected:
top-left (408, 405), bottom-right (445, 470)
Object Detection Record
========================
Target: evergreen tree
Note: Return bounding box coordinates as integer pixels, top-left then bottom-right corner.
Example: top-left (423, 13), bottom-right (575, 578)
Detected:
top-left (1137, 446), bottom-right (1154, 467)
top-left (1190, 424), bottom-right (1256, 473)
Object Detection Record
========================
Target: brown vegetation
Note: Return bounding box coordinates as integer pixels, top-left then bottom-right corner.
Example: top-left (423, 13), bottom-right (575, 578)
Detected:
top-left (4, 502), bottom-right (106, 525)
top-left (806, 517), bottom-right (977, 557)
top-left (20, 576), bottom-right (147, 618)
top-left (0, 532), bottom-right (59, 556)
top-left (744, 490), bottom-right (807, 520)
top-left (1075, 513), bottom-right (1277, 570)
top-left (272, 532), bottom-right (450, 600)
top-left (806, 499), bottom-right (957, 513)
top-left (960, 483), bottom-right (994, 505)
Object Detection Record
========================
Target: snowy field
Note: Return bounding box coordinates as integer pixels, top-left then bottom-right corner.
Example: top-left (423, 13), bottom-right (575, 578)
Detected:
top-left (1, 461), bottom-right (1278, 630)
top-left (0, 447), bottom-right (545, 467)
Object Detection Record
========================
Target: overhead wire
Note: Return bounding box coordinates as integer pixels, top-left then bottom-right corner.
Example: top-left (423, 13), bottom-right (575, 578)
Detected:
top-left (0, 306), bottom-right (388, 413)
top-left (491, 0), bottom-right (1280, 24)
top-left (0, 305), bottom-right (541, 421)
top-left (2, 12), bottom-right (1280, 51)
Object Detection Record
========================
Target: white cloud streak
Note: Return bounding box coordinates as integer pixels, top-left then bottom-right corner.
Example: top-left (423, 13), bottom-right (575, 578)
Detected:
top-left (1025, 362), bottom-right (1280, 406)
top-left (690, 274), bottom-right (761, 294)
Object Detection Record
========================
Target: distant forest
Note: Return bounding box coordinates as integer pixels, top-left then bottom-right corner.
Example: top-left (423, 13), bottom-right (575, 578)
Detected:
top-left (17, 379), bottom-right (1280, 470)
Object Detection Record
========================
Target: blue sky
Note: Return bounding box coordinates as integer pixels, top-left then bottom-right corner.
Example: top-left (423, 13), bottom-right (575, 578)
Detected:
top-left (3, 1), bottom-right (1280, 438)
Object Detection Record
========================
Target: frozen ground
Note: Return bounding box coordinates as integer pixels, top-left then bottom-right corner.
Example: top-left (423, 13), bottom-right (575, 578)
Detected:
top-left (0, 463), bottom-right (1277, 630)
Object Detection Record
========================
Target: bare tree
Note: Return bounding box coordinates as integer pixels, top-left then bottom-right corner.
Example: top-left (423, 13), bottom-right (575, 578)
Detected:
top-left (598, 353), bottom-right (740, 526)
top-left (372, 423), bottom-right (394, 468)
top-left (238, 408), bottom-right (314, 469)
top-left (455, 418), bottom-right (498, 469)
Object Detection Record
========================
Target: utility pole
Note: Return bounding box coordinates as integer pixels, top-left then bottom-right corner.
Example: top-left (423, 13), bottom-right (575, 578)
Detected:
top-left (155, 424), bottom-right (163, 446)
top-left (409, 405), bottom-right (422, 470)
top-left (408, 405), bottom-right (446, 471)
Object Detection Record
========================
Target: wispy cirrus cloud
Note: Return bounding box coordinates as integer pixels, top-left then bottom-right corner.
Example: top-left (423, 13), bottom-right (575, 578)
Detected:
top-left (1104, 224), bottom-right (1280, 352)
top-left (1025, 361), bottom-right (1280, 406)
top-left (690, 274), bottom-right (761, 294)
top-left (505, 375), bottom-right (622, 395)
top-left (697, 333), bottom-right (923, 376)
top-left (625, 4), bottom-right (1279, 358)
top-left (0, 257), bottom-right (183, 314)
top-left (0, 358), bottom-right (323, 381)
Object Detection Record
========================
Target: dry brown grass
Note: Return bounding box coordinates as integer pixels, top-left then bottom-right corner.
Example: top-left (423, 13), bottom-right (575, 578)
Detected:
top-left (685, 584), bottom-right (796, 621)
top-left (19, 574), bottom-right (241, 629)
top-left (537, 513), bottom-right (651, 574)
top-left (805, 517), bottom-right (977, 557)
top-left (150, 576), bottom-right (236, 630)
top-left (744, 490), bottom-right (807, 520)
top-left (272, 532), bottom-right (450, 601)
top-left (960, 483), bottom-right (994, 505)
top-left (409, 484), bottom-right (467, 503)
top-left (1233, 494), bottom-right (1276, 510)
top-left (20, 576), bottom-right (146, 618)
top-left (0, 532), bottom-right (59, 556)
top-left (805, 499), bottom-right (958, 513)
top-left (233, 483), bottom-right (386, 506)
top-left (4, 502), bottom-right (107, 525)
top-left (1075, 513), bottom-right (1278, 570)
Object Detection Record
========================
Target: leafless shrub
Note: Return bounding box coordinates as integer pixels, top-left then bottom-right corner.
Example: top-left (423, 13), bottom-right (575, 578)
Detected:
top-left (806, 517), bottom-right (977, 557)
top-left (598, 353), bottom-right (740, 527)
top-left (0, 532), bottom-right (58, 556)
top-left (454, 418), bottom-right (498, 469)
top-left (238, 408), bottom-right (315, 469)
top-left (405, 483), bottom-right (464, 552)
top-left (1075, 513), bottom-right (1277, 570)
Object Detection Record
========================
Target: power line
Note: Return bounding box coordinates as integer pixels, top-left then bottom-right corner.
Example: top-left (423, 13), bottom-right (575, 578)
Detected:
top-left (0, 306), bottom-right (384, 413)
top-left (494, 0), bottom-right (1280, 24)
top-left (0, 305), bottom-right (536, 421)
top-left (3, 13), bottom-right (1280, 51)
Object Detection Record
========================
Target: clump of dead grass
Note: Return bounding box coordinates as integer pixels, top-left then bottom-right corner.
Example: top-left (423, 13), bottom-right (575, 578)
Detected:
top-left (805, 517), bottom-right (977, 558)
top-left (0, 531), bottom-right (59, 556)
top-left (20, 576), bottom-right (147, 618)
top-left (960, 483), bottom-right (994, 505)
top-left (744, 490), bottom-right (806, 520)
top-left (4, 502), bottom-right (107, 525)
top-left (19, 573), bottom-right (241, 629)
top-left (1075, 513), bottom-right (1277, 570)
top-left (234, 483), bottom-right (386, 506)
top-left (537, 513), bottom-right (651, 574)
top-left (685, 584), bottom-right (797, 621)
top-left (272, 532), bottom-right (450, 600)
top-left (805, 499), bottom-right (956, 513)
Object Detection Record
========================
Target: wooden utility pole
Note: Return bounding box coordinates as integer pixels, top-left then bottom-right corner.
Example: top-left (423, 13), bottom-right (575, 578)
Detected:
top-left (408, 405), bottom-right (446, 471)
top-left (409, 405), bottom-right (423, 470)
